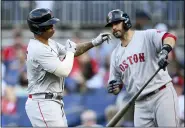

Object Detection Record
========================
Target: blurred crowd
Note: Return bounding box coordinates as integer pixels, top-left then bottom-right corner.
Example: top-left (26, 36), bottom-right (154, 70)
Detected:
top-left (2, 22), bottom-right (184, 127)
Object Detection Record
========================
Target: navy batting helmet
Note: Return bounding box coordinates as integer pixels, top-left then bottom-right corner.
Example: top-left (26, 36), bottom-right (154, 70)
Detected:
top-left (105, 9), bottom-right (132, 30)
top-left (27, 8), bottom-right (60, 35)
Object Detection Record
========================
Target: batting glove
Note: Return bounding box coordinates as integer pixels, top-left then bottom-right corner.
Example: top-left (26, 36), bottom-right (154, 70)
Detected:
top-left (158, 44), bottom-right (172, 71)
top-left (107, 80), bottom-right (123, 95)
top-left (92, 32), bottom-right (112, 46)
top-left (65, 39), bottom-right (77, 53)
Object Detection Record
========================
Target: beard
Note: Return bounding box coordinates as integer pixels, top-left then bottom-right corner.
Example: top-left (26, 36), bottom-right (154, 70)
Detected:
top-left (113, 30), bottom-right (122, 38)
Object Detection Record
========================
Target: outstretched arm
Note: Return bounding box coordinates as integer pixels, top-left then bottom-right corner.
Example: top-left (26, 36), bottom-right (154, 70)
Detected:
top-left (74, 32), bottom-right (112, 57)
top-left (74, 42), bottom-right (94, 57)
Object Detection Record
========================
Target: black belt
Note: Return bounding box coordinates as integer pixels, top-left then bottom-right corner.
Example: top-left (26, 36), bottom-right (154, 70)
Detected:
top-left (29, 93), bottom-right (63, 100)
top-left (137, 85), bottom-right (166, 101)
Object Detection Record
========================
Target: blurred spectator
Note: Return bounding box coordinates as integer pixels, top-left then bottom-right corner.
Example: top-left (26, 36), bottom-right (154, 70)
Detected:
top-left (173, 75), bottom-right (184, 96)
top-left (2, 63), bottom-right (7, 97)
top-left (2, 62), bottom-right (17, 115)
top-left (70, 31), bottom-right (87, 79)
top-left (78, 53), bottom-right (101, 90)
top-left (4, 48), bottom-right (27, 86)
top-left (2, 87), bottom-right (17, 115)
top-left (169, 30), bottom-right (184, 70)
top-left (88, 37), bottom-right (117, 67)
top-left (172, 75), bottom-right (184, 126)
top-left (134, 10), bottom-right (151, 30)
top-left (154, 23), bottom-right (168, 32)
top-left (174, 45), bottom-right (184, 69)
top-left (64, 77), bottom-right (79, 94)
top-left (79, 109), bottom-right (102, 127)
top-left (15, 71), bottom-right (28, 97)
top-left (102, 54), bottom-right (111, 86)
top-left (3, 29), bottom-right (27, 65)
top-left (3, 29), bottom-right (27, 86)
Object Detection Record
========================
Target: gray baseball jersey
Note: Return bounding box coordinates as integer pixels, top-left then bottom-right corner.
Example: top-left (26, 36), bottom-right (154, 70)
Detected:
top-left (108, 29), bottom-right (172, 98)
top-left (26, 38), bottom-right (66, 94)
top-left (108, 29), bottom-right (180, 127)
top-left (25, 38), bottom-right (69, 127)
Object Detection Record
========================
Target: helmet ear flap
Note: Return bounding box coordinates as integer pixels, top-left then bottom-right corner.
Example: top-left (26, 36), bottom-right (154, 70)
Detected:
top-left (32, 24), bottom-right (39, 29)
top-left (121, 13), bottom-right (132, 31)
top-left (27, 20), bottom-right (41, 35)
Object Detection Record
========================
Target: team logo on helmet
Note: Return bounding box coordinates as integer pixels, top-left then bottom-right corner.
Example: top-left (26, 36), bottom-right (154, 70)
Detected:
top-left (108, 12), bottom-right (113, 22)
top-left (32, 24), bottom-right (38, 28)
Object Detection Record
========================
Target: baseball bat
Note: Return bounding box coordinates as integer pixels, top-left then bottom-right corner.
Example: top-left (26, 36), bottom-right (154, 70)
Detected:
top-left (106, 67), bottom-right (162, 127)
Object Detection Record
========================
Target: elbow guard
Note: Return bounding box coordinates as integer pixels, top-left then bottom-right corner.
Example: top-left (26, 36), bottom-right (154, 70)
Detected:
top-left (54, 52), bottom-right (74, 77)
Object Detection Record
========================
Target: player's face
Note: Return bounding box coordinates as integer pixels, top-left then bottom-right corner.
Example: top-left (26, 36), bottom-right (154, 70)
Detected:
top-left (43, 25), bottom-right (55, 38)
top-left (111, 21), bottom-right (124, 38)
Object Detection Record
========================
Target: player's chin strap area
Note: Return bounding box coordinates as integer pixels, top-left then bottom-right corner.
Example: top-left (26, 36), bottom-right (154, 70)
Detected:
top-left (28, 92), bottom-right (63, 101)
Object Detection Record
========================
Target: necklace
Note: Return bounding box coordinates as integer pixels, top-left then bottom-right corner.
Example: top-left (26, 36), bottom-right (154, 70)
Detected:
top-left (33, 38), bottom-right (59, 57)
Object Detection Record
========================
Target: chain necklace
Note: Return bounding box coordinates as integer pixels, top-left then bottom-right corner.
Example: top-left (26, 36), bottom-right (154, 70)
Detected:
top-left (33, 38), bottom-right (59, 57)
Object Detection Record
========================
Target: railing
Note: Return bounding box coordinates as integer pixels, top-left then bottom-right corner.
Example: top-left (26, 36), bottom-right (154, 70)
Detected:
top-left (1, 1), bottom-right (184, 28)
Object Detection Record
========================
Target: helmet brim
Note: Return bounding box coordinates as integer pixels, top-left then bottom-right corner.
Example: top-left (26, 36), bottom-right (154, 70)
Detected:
top-left (39, 18), bottom-right (60, 27)
top-left (105, 19), bottom-right (123, 27)
top-left (105, 23), bottom-right (112, 27)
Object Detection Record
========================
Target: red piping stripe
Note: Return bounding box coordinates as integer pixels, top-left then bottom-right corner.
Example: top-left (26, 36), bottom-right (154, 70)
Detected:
top-left (37, 102), bottom-right (48, 128)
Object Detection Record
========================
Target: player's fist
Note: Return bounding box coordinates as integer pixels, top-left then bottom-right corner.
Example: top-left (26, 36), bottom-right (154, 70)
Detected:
top-left (158, 44), bottom-right (172, 71)
top-left (107, 80), bottom-right (123, 95)
top-left (92, 32), bottom-right (112, 46)
top-left (65, 39), bottom-right (77, 53)
top-left (158, 49), bottom-right (168, 71)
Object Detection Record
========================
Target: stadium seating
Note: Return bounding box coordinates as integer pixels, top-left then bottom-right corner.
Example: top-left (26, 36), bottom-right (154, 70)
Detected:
top-left (63, 93), bottom-right (84, 126)
top-left (2, 90), bottom-right (117, 127)
top-left (1, 114), bottom-right (19, 127)
top-left (16, 96), bottom-right (32, 127)
top-left (82, 88), bottom-right (117, 124)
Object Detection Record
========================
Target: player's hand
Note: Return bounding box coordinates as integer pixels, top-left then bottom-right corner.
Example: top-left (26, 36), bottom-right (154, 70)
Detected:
top-left (107, 80), bottom-right (123, 95)
top-left (158, 49), bottom-right (169, 71)
top-left (92, 32), bottom-right (112, 46)
top-left (65, 39), bottom-right (77, 53)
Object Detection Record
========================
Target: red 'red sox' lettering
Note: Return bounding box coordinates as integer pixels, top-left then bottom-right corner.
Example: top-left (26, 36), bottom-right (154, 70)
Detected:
top-left (139, 53), bottom-right (145, 62)
top-left (122, 60), bottom-right (128, 68)
top-left (119, 53), bottom-right (145, 72)
top-left (127, 56), bottom-right (133, 65)
top-left (133, 54), bottom-right (138, 63)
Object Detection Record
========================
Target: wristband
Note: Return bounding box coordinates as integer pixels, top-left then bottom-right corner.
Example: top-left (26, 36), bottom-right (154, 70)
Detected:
top-left (162, 44), bottom-right (172, 54)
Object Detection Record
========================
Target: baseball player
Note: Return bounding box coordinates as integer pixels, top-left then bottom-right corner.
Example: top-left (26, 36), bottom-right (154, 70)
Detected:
top-left (25, 8), bottom-right (111, 127)
top-left (106, 9), bottom-right (179, 127)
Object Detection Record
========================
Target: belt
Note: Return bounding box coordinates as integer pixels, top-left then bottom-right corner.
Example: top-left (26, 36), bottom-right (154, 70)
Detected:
top-left (137, 85), bottom-right (166, 101)
top-left (28, 93), bottom-right (63, 101)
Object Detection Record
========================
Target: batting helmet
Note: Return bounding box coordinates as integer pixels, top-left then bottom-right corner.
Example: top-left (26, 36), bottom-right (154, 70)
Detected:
top-left (105, 9), bottom-right (132, 30)
top-left (27, 8), bottom-right (60, 35)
